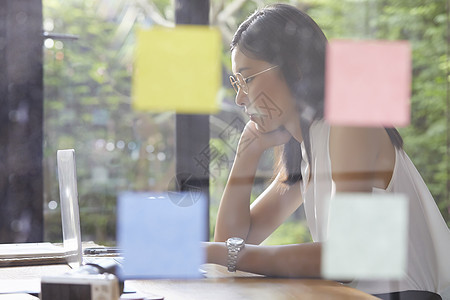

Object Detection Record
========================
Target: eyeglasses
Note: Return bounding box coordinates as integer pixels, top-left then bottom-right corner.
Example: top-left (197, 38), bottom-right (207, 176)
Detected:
top-left (229, 65), bottom-right (278, 95)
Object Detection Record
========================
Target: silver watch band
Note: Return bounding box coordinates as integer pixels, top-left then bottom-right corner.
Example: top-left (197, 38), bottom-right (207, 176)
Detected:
top-left (226, 237), bottom-right (245, 272)
top-left (227, 249), bottom-right (240, 272)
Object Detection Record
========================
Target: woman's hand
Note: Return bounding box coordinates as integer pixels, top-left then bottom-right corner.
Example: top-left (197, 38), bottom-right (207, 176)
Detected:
top-left (237, 121), bottom-right (292, 156)
top-left (203, 241), bottom-right (227, 266)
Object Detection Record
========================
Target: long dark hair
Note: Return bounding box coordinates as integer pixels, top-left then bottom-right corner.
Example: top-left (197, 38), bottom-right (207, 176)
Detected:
top-left (231, 4), bottom-right (403, 185)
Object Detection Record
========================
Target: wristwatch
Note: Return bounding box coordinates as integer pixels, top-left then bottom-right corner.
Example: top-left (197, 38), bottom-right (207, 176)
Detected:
top-left (226, 237), bottom-right (245, 272)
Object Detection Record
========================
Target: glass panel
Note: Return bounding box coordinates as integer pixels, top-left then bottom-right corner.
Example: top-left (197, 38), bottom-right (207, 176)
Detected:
top-left (43, 0), bottom-right (175, 244)
top-left (43, 0), bottom-right (449, 250)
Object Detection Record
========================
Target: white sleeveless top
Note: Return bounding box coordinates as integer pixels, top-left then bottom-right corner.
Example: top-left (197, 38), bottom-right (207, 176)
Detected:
top-left (299, 119), bottom-right (450, 298)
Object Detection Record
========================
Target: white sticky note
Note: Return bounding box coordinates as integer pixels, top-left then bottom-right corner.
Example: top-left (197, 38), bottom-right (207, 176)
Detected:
top-left (117, 192), bottom-right (207, 279)
top-left (322, 193), bottom-right (408, 280)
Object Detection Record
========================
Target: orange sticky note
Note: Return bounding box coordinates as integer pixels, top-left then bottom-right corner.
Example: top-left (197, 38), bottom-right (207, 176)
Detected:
top-left (324, 40), bottom-right (411, 127)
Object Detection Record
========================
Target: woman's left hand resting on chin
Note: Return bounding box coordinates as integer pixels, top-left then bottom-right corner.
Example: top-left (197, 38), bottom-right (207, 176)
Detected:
top-left (203, 241), bottom-right (322, 278)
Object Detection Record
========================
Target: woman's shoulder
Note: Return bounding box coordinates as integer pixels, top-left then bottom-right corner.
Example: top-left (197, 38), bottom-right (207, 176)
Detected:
top-left (312, 120), bottom-right (385, 140)
top-left (328, 125), bottom-right (395, 191)
top-left (329, 125), bottom-right (386, 140)
top-left (328, 125), bottom-right (393, 148)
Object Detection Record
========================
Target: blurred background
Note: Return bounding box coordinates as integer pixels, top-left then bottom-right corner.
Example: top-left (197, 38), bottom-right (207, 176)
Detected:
top-left (38, 0), bottom-right (449, 245)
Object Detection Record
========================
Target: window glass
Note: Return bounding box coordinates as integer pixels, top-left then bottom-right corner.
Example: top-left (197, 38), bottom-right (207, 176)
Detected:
top-left (43, 0), bottom-right (449, 247)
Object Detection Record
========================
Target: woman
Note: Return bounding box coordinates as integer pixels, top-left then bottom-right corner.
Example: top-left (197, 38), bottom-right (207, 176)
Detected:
top-left (205, 3), bottom-right (450, 299)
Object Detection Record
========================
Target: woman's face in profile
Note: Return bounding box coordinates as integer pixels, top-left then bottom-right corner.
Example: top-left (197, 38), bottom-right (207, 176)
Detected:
top-left (231, 47), bottom-right (299, 133)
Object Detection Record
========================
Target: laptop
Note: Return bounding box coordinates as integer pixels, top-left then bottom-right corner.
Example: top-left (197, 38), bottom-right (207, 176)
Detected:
top-left (0, 149), bottom-right (119, 268)
top-left (56, 149), bottom-right (83, 268)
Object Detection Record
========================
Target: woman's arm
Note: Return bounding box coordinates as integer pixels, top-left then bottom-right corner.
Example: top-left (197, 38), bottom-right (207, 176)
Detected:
top-left (214, 121), bottom-right (298, 243)
top-left (210, 125), bottom-right (396, 278)
top-left (213, 134), bottom-right (262, 241)
top-left (246, 173), bottom-right (303, 244)
top-left (329, 126), bottom-right (395, 192)
top-left (207, 241), bottom-right (321, 278)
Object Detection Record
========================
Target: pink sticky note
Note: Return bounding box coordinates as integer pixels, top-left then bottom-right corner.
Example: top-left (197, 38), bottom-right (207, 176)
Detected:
top-left (324, 40), bottom-right (411, 127)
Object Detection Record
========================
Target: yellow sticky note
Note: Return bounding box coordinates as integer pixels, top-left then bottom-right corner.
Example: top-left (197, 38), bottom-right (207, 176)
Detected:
top-left (133, 26), bottom-right (221, 113)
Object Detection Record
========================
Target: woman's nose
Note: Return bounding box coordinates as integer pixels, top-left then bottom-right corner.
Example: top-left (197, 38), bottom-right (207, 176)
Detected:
top-left (234, 89), bottom-right (248, 107)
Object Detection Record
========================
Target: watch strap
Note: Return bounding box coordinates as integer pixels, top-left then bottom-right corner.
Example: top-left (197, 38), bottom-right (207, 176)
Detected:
top-left (227, 248), bottom-right (240, 272)
top-left (226, 238), bottom-right (245, 272)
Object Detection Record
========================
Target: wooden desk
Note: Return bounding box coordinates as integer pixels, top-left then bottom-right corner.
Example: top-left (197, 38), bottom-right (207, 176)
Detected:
top-left (130, 277), bottom-right (377, 300)
top-left (0, 263), bottom-right (377, 299)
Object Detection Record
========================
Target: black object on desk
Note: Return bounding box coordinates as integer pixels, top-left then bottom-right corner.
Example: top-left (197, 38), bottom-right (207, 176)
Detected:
top-left (41, 259), bottom-right (123, 300)
top-left (84, 247), bottom-right (122, 255)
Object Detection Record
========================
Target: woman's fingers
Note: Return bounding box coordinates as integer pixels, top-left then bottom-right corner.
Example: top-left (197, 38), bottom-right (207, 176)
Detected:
top-left (239, 121), bottom-right (292, 153)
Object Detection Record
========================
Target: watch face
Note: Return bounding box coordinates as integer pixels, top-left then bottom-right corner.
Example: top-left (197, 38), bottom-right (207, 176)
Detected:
top-left (227, 237), bottom-right (244, 247)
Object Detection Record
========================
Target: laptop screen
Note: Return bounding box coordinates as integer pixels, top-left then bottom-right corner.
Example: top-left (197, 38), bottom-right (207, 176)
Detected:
top-left (57, 149), bottom-right (83, 268)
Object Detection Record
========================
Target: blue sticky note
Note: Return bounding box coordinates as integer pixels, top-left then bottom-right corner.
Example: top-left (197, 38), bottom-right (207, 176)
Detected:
top-left (117, 192), bottom-right (207, 279)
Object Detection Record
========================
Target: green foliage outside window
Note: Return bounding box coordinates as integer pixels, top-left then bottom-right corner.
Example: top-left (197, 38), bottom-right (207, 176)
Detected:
top-left (43, 0), bottom-right (449, 246)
